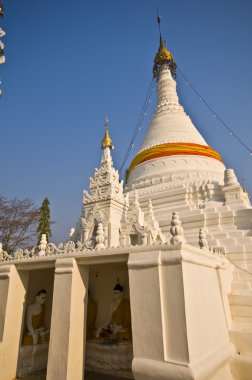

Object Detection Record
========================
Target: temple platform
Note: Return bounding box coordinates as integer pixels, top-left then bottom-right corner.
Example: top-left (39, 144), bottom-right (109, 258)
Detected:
top-left (17, 344), bottom-right (48, 378)
top-left (19, 369), bottom-right (132, 380)
top-left (85, 340), bottom-right (134, 379)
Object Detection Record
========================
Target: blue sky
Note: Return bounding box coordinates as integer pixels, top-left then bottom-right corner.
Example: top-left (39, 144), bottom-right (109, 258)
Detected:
top-left (1, 0), bottom-right (252, 243)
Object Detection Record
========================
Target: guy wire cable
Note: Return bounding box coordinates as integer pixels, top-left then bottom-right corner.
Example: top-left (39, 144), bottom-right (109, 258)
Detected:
top-left (177, 66), bottom-right (252, 155)
top-left (119, 77), bottom-right (155, 174)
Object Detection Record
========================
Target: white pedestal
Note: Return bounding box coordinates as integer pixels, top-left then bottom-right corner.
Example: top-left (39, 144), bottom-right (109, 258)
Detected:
top-left (128, 245), bottom-right (234, 380)
top-left (85, 340), bottom-right (133, 379)
top-left (17, 344), bottom-right (48, 378)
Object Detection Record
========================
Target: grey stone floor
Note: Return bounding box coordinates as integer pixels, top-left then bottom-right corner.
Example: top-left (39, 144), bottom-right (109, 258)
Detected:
top-left (21, 369), bottom-right (130, 380)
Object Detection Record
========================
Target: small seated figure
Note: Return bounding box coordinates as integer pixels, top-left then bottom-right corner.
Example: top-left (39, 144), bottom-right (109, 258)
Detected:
top-left (96, 283), bottom-right (132, 342)
top-left (22, 289), bottom-right (50, 345)
top-left (86, 293), bottom-right (97, 340)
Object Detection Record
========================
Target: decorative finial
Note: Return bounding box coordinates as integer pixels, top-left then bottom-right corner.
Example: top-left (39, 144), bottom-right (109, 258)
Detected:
top-left (199, 228), bottom-right (208, 249)
top-left (170, 212), bottom-right (186, 245)
top-left (153, 12), bottom-right (176, 80)
top-left (101, 117), bottom-right (114, 150)
top-left (38, 234), bottom-right (47, 257)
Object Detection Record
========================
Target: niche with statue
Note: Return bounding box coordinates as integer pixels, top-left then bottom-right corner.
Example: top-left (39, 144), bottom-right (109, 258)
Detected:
top-left (85, 263), bottom-right (133, 378)
top-left (17, 268), bottom-right (54, 378)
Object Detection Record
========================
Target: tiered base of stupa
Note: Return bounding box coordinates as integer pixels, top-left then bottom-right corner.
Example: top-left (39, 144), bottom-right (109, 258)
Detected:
top-left (126, 172), bottom-right (252, 380)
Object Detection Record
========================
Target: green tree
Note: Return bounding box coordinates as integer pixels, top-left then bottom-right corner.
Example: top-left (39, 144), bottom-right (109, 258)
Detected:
top-left (37, 197), bottom-right (52, 244)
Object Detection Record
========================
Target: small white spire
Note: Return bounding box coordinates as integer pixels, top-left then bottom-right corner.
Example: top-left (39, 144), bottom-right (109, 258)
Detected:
top-left (38, 234), bottom-right (47, 256)
top-left (224, 168), bottom-right (238, 186)
top-left (199, 228), bottom-right (208, 249)
top-left (170, 212), bottom-right (186, 245)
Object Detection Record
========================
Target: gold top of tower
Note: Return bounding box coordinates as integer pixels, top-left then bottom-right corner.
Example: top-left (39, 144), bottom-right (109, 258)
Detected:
top-left (154, 36), bottom-right (173, 65)
top-left (101, 117), bottom-right (114, 150)
top-left (153, 11), bottom-right (176, 79)
top-left (153, 36), bottom-right (176, 79)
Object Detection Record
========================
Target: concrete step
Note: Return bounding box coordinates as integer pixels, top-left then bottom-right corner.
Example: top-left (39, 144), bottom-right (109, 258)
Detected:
top-left (230, 353), bottom-right (252, 380)
top-left (235, 237), bottom-right (252, 244)
top-left (244, 244), bottom-right (252, 253)
top-left (230, 264), bottom-right (252, 271)
top-left (210, 232), bottom-right (228, 239)
top-left (232, 280), bottom-right (252, 291)
top-left (230, 324), bottom-right (252, 354)
top-left (229, 292), bottom-right (252, 306)
top-left (227, 231), bottom-right (245, 238)
top-left (201, 207), bottom-right (217, 213)
top-left (225, 245), bottom-right (245, 254)
top-left (232, 270), bottom-right (252, 282)
top-left (229, 291), bottom-right (252, 324)
top-left (232, 315), bottom-right (252, 324)
top-left (227, 253), bottom-right (252, 262)
top-left (215, 206), bottom-right (231, 212)
top-left (216, 238), bottom-right (236, 245)
top-left (230, 304), bottom-right (252, 319)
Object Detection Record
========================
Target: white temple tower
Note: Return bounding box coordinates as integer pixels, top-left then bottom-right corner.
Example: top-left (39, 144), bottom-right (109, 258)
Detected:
top-left (127, 36), bottom-right (225, 189)
top-left (0, 27), bottom-right (252, 380)
top-left (125, 34), bottom-right (252, 380)
top-left (126, 36), bottom-right (250, 243)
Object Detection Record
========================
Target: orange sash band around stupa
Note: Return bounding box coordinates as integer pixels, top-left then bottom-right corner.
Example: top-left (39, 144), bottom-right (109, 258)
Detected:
top-left (127, 142), bottom-right (222, 179)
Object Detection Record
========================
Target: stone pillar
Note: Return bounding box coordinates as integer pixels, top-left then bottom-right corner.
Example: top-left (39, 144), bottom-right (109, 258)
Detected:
top-left (0, 264), bottom-right (29, 380)
top-left (128, 246), bottom-right (234, 380)
top-left (47, 258), bottom-right (89, 380)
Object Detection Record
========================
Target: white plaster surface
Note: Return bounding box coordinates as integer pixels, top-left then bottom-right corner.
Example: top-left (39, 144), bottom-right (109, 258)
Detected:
top-left (47, 259), bottom-right (89, 380)
top-left (0, 266), bottom-right (29, 380)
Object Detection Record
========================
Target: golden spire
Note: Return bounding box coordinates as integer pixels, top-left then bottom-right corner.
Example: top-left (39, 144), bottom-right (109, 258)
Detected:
top-left (154, 36), bottom-right (173, 65)
top-left (101, 117), bottom-right (114, 150)
top-left (153, 10), bottom-right (176, 80)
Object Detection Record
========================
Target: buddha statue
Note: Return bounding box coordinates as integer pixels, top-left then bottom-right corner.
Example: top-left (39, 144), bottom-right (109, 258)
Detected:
top-left (96, 283), bottom-right (132, 342)
top-left (22, 289), bottom-right (50, 345)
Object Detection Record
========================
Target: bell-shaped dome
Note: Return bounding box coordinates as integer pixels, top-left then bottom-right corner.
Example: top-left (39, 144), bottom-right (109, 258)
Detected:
top-left (127, 42), bottom-right (225, 188)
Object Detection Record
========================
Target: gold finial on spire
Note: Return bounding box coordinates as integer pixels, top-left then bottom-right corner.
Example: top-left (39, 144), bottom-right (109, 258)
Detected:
top-left (101, 117), bottom-right (114, 150)
top-left (153, 10), bottom-right (177, 80)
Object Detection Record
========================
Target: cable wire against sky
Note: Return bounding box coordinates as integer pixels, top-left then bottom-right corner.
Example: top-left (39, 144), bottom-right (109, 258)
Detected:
top-left (177, 66), bottom-right (252, 156)
top-left (119, 77), bottom-right (155, 174)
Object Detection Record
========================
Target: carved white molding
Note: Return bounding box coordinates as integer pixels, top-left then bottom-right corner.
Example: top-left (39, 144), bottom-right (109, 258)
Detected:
top-left (120, 193), bottom-right (165, 246)
top-left (83, 148), bottom-right (124, 206)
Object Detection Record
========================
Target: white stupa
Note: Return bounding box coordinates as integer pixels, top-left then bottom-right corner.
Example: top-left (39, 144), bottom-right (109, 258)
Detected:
top-left (127, 36), bottom-right (225, 189)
